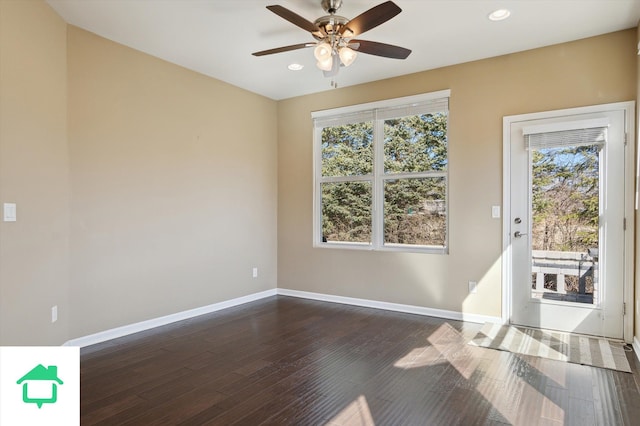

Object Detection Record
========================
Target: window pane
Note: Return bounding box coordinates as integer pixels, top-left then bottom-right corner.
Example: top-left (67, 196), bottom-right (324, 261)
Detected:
top-left (531, 145), bottom-right (599, 252)
top-left (322, 122), bottom-right (373, 177)
top-left (384, 112), bottom-right (447, 173)
top-left (321, 181), bottom-right (372, 244)
top-left (384, 177), bottom-right (446, 246)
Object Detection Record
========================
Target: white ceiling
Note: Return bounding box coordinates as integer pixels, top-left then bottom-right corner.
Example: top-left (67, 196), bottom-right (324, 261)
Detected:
top-left (47, 0), bottom-right (640, 100)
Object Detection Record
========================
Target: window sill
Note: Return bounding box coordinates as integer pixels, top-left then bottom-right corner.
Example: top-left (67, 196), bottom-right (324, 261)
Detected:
top-left (314, 242), bottom-right (448, 255)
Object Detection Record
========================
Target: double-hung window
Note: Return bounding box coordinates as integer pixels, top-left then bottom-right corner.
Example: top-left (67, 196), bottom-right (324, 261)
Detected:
top-left (313, 90), bottom-right (450, 253)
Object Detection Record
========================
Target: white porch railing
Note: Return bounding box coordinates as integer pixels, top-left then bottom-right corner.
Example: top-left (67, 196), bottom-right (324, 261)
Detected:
top-left (531, 249), bottom-right (598, 303)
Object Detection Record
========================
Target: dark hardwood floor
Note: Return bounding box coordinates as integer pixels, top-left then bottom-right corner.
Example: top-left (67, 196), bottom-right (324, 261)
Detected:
top-left (81, 296), bottom-right (640, 425)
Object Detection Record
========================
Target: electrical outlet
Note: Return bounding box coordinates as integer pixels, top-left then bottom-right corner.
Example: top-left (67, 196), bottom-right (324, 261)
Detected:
top-left (468, 281), bottom-right (478, 294)
top-left (51, 306), bottom-right (58, 323)
top-left (252, 267), bottom-right (258, 278)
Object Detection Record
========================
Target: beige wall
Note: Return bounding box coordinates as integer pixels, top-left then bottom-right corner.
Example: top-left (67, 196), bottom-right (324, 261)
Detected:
top-left (67, 27), bottom-right (278, 339)
top-left (636, 22), bottom-right (640, 346)
top-left (0, 1), bottom-right (278, 344)
top-left (278, 30), bottom-right (637, 319)
top-left (1, 0), bottom-right (637, 345)
top-left (0, 0), bottom-right (70, 345)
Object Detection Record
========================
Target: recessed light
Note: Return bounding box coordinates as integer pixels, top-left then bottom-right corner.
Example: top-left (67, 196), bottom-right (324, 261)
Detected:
top-left (488, 9), bottom-right (511, 21)
top-left (287, 63), bottom-right (304, 71)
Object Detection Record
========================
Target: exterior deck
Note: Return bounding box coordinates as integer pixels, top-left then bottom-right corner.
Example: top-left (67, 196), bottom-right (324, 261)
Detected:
top-left (531, 249), bottom-right (597, 304)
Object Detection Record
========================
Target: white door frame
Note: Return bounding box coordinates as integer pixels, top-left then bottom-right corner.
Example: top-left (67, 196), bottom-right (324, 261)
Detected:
top-left (502, 101), bottom-right (635, 343)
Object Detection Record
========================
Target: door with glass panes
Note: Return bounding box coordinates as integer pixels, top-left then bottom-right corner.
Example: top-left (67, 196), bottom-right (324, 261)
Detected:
top-left (508, 108), bottom-right (626, 338)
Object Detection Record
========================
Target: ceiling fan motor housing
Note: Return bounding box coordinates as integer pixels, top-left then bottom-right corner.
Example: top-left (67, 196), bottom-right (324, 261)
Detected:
top-left (313, 15), bottom-right (350, 41)
top-left (321, 0), bottom-right (343, 14)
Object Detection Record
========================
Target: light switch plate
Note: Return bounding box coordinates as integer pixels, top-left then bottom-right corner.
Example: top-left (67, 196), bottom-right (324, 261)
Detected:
top-left (491, 205), bottom-right (500, 219)
top-left (3, 203), bottom-right (16, 222)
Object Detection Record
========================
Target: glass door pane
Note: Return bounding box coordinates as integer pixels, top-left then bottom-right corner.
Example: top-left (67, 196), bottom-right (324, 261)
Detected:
top-left (530, 144), bottom-right (601, 305)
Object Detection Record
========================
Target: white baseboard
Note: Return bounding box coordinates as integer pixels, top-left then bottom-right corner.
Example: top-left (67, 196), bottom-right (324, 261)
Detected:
top-left (63, 289), bottom-right (277, 348)
top-left (64, 287), bottom-right (503, 348)
top-left (634, 336), bottom-right (640, 363)
top-left (276, 288), bottom-right (503, 325)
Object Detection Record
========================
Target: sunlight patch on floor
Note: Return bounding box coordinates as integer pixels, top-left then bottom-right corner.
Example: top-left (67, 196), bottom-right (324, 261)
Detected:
top-left (393, 323), bottom-right (476, 380)
top-left (393, 346), bottom-right (441, 370)
top-left (326, 395), bottom-right (375, 426)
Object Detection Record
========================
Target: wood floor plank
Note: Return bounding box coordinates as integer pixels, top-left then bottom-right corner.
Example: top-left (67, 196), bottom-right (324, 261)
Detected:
top-left (82, 366), bottom-right (193, 412)
top-left (591, 365), bottom-right (624, 425)
top-left (540, 383), bottom-right (569, 423)
top-left (613, 361), bottom-right (640, 426)
top-left (80, 296), bottom-right (640, 425)
top-left (80, 394), bottom-right (148, 425)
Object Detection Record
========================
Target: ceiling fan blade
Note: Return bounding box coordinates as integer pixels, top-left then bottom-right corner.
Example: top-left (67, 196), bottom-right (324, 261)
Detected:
top-left (350, 39), bottom-right (411, 59)
top-left (252, 43), bottom-right (315, 57)
top-left (339, 1), bottom-right (401, 37)
top-left (266, 5), bottom-right (320, 34)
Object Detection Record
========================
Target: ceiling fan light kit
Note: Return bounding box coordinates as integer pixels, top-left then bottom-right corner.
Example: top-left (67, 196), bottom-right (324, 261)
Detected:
top-left (252, 0), bottom-right (411, 81)
top-left (317, 57), bottom-right (333, 71)
top-left (314, 42), bottom-right (333, 61)
top-left (338, 46), bottom-right (357, 67)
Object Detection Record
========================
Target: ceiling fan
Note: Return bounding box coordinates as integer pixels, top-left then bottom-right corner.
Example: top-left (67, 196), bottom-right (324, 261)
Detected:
top-left (252, 0), bottom-right (411, 80)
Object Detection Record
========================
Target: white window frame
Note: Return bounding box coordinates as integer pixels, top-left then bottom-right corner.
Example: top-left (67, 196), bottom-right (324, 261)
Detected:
top-left (312, 89), bottom-right (451, 254)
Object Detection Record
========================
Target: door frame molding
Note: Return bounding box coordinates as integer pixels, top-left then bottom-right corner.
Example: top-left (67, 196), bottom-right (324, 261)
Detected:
top-left (502, 101), bottom-right (635, 342)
